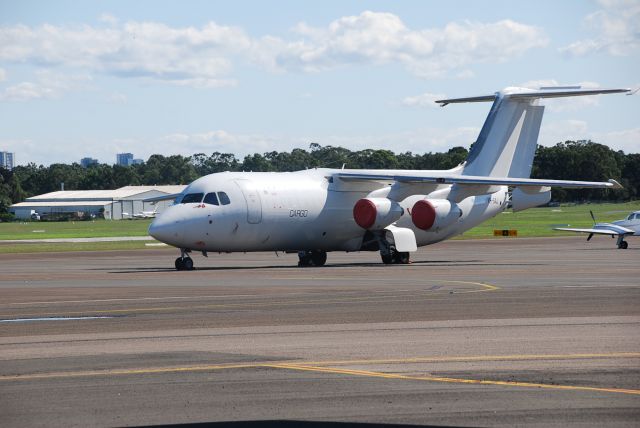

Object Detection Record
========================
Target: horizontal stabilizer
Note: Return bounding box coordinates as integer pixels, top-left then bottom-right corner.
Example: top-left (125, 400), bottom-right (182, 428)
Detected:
top-left (436, 88), bottom-right (631, 106)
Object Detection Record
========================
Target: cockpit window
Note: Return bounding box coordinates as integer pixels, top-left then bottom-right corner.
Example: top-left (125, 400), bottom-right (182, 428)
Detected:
top-left (204, 192), bottom-right (219, 206)
top-left (181, 193), bottom-right (204, 204)
top-left (218, 192), bottom-right (231, 205)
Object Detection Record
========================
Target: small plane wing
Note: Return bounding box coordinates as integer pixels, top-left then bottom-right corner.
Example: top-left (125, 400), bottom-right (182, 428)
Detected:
top-left (553, 226), bottom-right (634, 236)
top-left (336, 173), bottom-right (621, 189)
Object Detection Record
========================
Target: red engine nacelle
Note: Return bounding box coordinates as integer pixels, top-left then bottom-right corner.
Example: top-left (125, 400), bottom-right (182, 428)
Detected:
top-left (411, 199), bottom-right (461, 231)
top-left (353, 197), bottom-right (403, 230)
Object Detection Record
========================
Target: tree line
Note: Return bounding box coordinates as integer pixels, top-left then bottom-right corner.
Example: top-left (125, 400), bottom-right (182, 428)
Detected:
top-left (1, 140), bottom-right (638, 218)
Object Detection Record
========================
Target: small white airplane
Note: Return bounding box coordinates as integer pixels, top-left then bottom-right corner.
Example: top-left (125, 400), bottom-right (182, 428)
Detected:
top-left (148, 86), bottom-right (631, 270)
top-left (133, 207), bottom-right (158, 219)
top-left (554, 210), bottom-right (640, 249)
top-left (123, 207), bottom-right (158, 219)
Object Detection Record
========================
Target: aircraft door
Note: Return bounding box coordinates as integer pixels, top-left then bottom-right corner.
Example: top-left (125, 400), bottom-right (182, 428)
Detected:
top-left (234, 179), bottom-right (263, 224)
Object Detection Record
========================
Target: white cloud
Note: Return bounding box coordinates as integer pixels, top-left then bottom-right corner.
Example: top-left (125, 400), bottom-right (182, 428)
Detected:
top-left (0, 70), bottom-right (91, 101)
top-left (98, 13), bottom-right (119, 26)
top-left (0, 12), bottom-right (549, 90)
top-left (157, 127), bottom-right (479, 159)
top-left (591, 127), bottom-right (640, 154)
top-left (158, 130), bottom-right (289, 156)
top-left (402, 92), bottom-right (447, 108)
top-left (540, 119), bottom-right (639, 153)
top-left (107, 92), bottom-right (127, 104)
top-left (262, 11), bottom-right (549, 78)
top-left (0, 20), bottom-right (250, 88)
top-left (560, 0), bottom-right (640, 56)
top-left (0, 67), bottom-right (6, 82)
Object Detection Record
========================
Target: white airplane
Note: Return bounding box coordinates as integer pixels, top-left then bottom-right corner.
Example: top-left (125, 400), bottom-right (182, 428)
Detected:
top-left (554, 210), bottom-right (640, 249)
top-left (123, 207), bottom-right (158, 219)
top-left (148, 86), bottom-right (631, 270)
top-left (133, 207), bottom-right (158, 219)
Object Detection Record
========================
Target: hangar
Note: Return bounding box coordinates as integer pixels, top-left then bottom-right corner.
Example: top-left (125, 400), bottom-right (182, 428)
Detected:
top-left (10, 185), bottom-right (186, 220)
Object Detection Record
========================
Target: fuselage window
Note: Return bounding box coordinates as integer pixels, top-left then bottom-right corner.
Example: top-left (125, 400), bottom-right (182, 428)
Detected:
top-left (218, 191), bottom-right (231, 205)
top-left (181, 193), bottom-right (204, 204)
top-left (204, 192), bottom-right (219, 206)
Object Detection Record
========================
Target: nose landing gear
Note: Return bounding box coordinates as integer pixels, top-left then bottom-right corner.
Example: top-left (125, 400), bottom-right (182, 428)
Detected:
top-left (175, 249), bottom-right (194, 271)
top-left (175, 256), bottom-right (194, 270)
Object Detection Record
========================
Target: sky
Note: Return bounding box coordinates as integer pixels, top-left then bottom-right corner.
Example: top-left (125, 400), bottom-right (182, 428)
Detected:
top-left (0, 0), bottom-right (638, 166)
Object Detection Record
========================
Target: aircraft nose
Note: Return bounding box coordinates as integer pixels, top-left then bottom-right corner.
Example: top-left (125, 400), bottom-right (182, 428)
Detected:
top-left (148, 212), bottom-right (183, 245)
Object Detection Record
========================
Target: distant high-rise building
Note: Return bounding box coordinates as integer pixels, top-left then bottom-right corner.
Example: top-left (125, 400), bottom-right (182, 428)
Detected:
top-left (116, 153), bottom-right (134, 166)
top-left (132, 158), bottom-right (144, 165)
top-left (0, 151), bottom-right (14, 170)
top-left (80, 157), bottom-right (99, 168)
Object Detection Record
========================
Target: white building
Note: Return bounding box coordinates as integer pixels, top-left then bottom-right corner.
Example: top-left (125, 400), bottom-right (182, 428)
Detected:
top-left (10, 185), bottom-right (185, 220)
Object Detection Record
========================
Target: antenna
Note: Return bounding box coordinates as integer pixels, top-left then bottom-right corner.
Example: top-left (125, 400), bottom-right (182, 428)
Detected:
top-left (590, 210), bottom-right (596, 225)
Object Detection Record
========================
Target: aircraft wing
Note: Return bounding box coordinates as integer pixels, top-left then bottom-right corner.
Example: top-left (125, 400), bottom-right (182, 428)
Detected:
top-left (336, 173), bottom-right (622, 189)
top-left (553, 227), bottom-right (634, 236)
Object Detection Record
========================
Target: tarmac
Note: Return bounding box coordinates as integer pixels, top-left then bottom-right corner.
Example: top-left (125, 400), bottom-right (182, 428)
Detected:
top-left (0, 237), bottom-right (638, 427)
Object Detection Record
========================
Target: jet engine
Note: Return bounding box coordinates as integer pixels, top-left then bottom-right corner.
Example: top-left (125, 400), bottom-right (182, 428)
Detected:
top-left (511, 186), bottom-right (551, 212)
top-left (353, 198), bottom-right (403, 230)
top-left (411, 199), bottom-right (461, 231)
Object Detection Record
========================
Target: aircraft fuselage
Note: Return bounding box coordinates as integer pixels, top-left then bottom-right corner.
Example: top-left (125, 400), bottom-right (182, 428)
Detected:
top-left (149, 169), bottom-right (508, 253)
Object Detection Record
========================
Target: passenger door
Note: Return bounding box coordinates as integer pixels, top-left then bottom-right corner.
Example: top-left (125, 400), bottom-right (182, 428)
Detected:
top-left (234, 179), bottom-right (262, 224)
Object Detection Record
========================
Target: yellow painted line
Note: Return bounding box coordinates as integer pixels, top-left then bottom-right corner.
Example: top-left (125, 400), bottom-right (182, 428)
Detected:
top-left (0, 363), bottom-right (261, 381)
top-left (0, 281), bottom-right (499, 318)
top-left (441, 280), bottom-right (500, 293)
top-left (270, 363), bottom-right (640, 396)
top-left (297, 352), bottom-right (640, 367)
top-left (2, 351), bottom-right (638, 398)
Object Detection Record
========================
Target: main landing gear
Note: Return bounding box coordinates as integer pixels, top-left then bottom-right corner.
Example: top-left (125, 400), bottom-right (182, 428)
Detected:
top-left (380, 249), bottom-right (410, 265)
top-left (175, 249), bottom-right (194, 271)
top-left (375, 232), bottom-right (410, 265)
top-left (298, 250), bottom-right (327, 267)
top-left (618, 240), bottom-right (629, 249)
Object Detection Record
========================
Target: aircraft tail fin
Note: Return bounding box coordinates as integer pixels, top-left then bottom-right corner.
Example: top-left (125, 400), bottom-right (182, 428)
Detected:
top-left (436, 87), bottom-right (630, 178)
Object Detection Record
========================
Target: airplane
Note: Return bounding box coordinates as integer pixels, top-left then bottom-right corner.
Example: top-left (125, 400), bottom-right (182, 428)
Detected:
top-left (147, 86), bottom-right (631, 270)
top-left (133, 207), bottom-right (158, 219)
top-left (123, 207), bottom-right (158, 219)
top-left (554, 210), bottom-right (640, 249)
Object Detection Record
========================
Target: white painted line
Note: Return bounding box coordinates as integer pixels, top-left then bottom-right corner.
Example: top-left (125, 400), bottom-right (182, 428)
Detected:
top-left (0, 316), bottom-right (113, 323)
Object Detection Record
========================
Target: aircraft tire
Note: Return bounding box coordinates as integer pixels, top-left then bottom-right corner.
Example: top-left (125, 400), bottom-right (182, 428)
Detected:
top-left (395, 252), bottom-right (410, 264)
top-left (183, 257), bottom-right (194, 270)
top-left (175, 257), bottom-right (184, 271)
top-left (381, 253), bottom-right (394, 264)
top-left (620, 241), bottom-right (629, 249)
top-left (311, 251), bottom-right (327, 267)
top-left (297, 251), bottom-right (313, 267)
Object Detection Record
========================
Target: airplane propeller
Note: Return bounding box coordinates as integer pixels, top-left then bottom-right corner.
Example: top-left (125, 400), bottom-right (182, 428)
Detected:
top-left (586, 210), bottom-right (597, 241)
